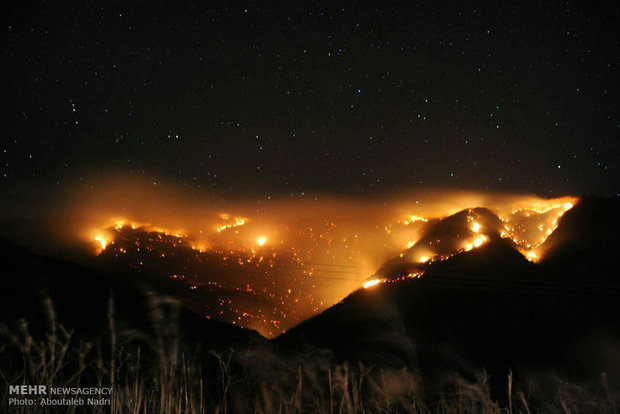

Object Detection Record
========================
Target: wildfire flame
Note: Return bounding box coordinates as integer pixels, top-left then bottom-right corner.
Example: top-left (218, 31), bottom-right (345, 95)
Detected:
top-left (363, 279), bottom-right (382, 289)
top-left (94, 235), bottom-right (108, 250)
top-left (216, 216), bottom-right (247, 233)
top-left (472, 234), bottom-right (488, 248)
top-left (364, 198), bottom-right (575, 290)
top-left (526, 251), bottom-right (538, 262)
top-left (78, 188), bottom-right (577, 335)
top-left (402, 215), bottom-right (428, 225)
top-left (499, 199), bottom-right (575, 261)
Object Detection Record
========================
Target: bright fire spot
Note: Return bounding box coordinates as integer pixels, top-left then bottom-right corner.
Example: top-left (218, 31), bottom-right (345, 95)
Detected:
top-left (525, 251), bottom-right (538, 262)
top-left (256, 236), bottom-right (267, 246)
top-left (472, 234), bottom-right (488, 248)
top-left (363, 279), bottom-right (382, 289)
top-left (216, 216), bottom-right (247, 233)
top-left (418, 255), bottom-right (430, 263)
top-left (464, 243), bottom-right (473, 251)
top-left (94, 235), bottom-right (108, 250)
top-left (402, 215), bottom-right (428, 225)
top-left (472, 222), bottom-right (481, 233)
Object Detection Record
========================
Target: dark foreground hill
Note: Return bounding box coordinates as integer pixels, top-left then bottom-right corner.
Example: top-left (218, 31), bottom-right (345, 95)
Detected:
top-left (275, 197), bottom-right (620, 385)
top-left (0, 237), bottom-right (264, 352)
top-left (0, 238), bottom-right (276, 413)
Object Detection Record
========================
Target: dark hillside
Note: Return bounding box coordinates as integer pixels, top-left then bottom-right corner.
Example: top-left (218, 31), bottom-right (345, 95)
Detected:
top-left (276, 198), bottom-right (620, 385)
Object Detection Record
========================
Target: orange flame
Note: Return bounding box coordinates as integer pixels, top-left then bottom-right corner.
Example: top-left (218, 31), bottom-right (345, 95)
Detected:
top-left (363, 279), bottom-right (382, 289)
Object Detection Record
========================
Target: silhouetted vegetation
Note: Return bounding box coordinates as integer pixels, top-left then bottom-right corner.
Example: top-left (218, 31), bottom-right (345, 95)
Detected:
top-left (1, 294), bottom-right (618, 414)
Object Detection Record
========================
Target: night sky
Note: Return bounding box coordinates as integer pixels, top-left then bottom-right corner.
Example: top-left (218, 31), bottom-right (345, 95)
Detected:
top-left (2, 1), bottom-right (619, 205)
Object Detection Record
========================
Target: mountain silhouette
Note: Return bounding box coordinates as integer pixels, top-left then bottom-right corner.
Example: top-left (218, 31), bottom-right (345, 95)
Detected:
top-left (276, 197), bottom-right (620, 385)
top-left (0, 237), bottom-right (264, 352)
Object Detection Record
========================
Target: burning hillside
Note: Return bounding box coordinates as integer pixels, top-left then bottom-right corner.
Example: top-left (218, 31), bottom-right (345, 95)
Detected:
top-left (78, 185), bottom-right (576, 337)
top-left (365, 200), bottom-right (575, 288)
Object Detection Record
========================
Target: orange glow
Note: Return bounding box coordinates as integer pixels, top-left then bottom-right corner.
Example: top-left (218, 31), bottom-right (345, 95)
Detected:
top-left (472, 234), bottom-right (488, 248)
top-left (94, 235), bottom-right (109, 250)
top-left (402, 215), bottom-right (428, 225)
top-left (363, 279), bottom-right (382, 288)
top-left (216, 216), bottom-right (247, 233)
top-left (498, 197), bottom-right (576, 260)
top-left (69, 181), bottom-right (577, 337)
top-left (526, 251), bottom-right (538, 262)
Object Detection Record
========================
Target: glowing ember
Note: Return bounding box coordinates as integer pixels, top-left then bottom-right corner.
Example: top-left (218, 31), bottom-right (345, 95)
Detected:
top-left (472, 234), bottom-right (488, 248)
top-left (472, 222), bottom-right (481, 233)
top-left (216, 216), bottom-right (247, 233)
top-left (526, 251), bottom-right (538, 262)
top-left (363, 279), bottom-right (382, 288)
top-left (256, 236), bottom-right (267, 246)
top-left (403, 215), bottom-right (428, 225)
top-left (94, 235), bottom-right (109, 250)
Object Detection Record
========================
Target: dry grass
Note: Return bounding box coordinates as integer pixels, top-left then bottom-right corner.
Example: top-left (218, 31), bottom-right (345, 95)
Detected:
top-left (0, 295), bottom-right (618, 414)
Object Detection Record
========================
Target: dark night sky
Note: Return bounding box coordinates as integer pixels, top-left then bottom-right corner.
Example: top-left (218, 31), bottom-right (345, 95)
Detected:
top-left (1, 1), bottom-right (619, 205)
